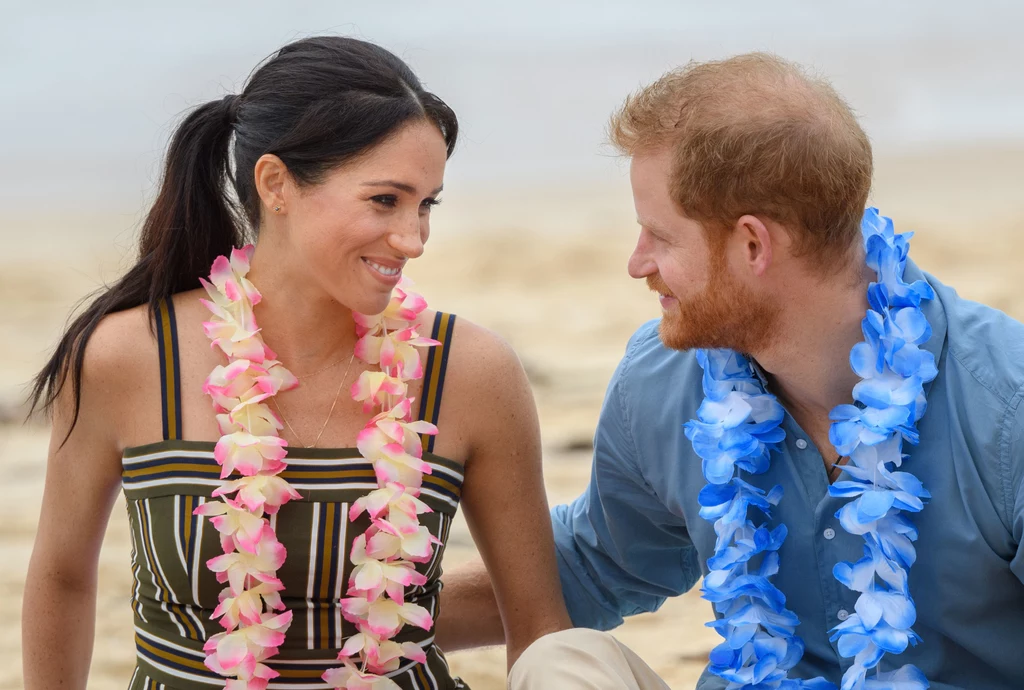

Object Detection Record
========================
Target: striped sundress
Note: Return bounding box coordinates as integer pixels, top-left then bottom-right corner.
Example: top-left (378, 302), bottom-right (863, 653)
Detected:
top-left (122, 299), bottom-right (468, 689)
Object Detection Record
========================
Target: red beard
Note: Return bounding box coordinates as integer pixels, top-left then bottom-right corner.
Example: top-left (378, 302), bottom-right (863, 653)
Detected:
top-left (647, 254), bottom-right (779, 355)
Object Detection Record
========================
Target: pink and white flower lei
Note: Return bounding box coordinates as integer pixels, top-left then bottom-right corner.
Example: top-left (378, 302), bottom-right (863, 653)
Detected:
top-left (325, 280), bottom-right (441, 689)
top-left (198, 246), bottom-right (442, 690)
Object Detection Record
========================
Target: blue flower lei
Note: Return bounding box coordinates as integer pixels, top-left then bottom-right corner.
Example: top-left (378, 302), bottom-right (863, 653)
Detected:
top-left (684, 209), bottom-right (935, 690)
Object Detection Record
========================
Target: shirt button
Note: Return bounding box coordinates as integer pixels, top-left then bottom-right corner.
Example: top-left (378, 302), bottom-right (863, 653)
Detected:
top-left (837, 609), bottom-right (850, 621)
top-left (823, 528), bottom-right (836, 540)
top-left (795, 439), bottom-right (808, 450)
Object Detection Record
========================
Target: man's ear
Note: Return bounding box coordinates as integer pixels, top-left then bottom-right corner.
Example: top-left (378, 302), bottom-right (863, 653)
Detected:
top-left (734, 214), bottom-right (772, 277)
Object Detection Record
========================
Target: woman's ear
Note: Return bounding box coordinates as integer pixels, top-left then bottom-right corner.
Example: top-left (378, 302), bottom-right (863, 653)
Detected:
top-left (254, 153), bottom-right (290, 215)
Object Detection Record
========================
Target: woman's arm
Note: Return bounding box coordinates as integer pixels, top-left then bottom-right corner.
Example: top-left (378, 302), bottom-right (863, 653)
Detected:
top-left (22, 317), bottom-right (134, 689)
top-left (441, 321), bottom-right (573, 669)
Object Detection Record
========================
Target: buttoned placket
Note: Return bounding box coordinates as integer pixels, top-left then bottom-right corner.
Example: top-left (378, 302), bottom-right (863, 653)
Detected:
top-left (749, 357), bottom-right (861, 671)
top-left (784, 413), bottom-right (861, 672)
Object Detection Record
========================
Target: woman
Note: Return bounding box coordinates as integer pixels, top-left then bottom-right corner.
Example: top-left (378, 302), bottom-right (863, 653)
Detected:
top-left (22, 36), bottom-right (571, 689)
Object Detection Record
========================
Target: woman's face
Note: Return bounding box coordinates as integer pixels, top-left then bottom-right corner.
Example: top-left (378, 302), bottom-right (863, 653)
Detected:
top-left (277, 119), bottom-right (448, 316)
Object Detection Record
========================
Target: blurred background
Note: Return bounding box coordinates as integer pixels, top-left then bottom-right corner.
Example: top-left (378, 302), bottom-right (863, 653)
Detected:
top-left (2, 2), bottom-right (1022, 688)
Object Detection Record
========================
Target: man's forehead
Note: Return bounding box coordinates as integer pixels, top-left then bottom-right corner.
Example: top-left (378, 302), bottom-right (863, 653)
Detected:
top-left (629, 146), bottom-right (674, 171)
top-left (635, 215), bottom-right (677, 237)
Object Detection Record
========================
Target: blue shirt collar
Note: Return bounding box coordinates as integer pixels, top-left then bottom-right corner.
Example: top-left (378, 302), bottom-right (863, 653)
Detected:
top-left (906, 257), bottom-right (948, 369)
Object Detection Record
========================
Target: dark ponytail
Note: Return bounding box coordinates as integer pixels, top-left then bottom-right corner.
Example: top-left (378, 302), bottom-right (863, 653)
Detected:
top-left (29, 36), bottom-right (458, 437)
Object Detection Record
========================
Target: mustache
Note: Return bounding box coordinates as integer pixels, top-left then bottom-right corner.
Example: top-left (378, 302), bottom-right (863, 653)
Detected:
top-left (646, 274), bottom-right (674, 298)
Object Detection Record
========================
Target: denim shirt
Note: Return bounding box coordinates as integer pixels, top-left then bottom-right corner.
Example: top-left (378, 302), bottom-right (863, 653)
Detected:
top-left (552, 261), bottom-right (1024, 689)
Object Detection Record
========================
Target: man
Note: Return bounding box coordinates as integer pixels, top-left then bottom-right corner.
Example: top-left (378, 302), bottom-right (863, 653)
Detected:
top-left (436, 54), bottom-right (1024, 690)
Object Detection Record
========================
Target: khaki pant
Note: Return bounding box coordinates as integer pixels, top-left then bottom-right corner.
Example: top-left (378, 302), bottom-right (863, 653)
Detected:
top-left (508, 629), bottom-right (672, 690)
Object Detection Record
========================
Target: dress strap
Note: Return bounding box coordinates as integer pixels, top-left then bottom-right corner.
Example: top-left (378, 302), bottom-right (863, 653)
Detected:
top-left (155, 298), bottom-right (183, 441)
top-left (417, 312), bottom-right (456, 454)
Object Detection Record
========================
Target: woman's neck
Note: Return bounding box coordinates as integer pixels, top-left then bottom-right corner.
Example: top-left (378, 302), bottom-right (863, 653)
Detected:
top-left (246, 245), bottom-right (358, 372)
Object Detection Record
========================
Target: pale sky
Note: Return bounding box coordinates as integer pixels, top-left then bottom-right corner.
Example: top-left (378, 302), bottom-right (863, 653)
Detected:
top-left (3, 1), bottom-right (1022, 211)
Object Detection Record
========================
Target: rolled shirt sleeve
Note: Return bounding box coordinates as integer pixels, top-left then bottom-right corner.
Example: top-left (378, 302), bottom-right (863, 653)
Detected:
top-left (1005, 384), bottom-right (1024, 584)
top-left (552, 324), bottom-right (701, 630)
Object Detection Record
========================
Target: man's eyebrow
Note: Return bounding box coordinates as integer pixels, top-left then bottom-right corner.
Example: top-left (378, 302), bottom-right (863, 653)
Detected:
top-left (637, 217), bottom-right (667, 233)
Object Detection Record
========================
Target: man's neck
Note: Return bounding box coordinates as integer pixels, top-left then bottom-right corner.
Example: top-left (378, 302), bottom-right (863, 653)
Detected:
top-left (751, 263), bottom-right (872, 422)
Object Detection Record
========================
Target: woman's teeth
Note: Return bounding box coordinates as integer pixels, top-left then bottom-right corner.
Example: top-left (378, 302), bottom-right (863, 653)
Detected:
top-left (366, 260), bottom-right (400, 276)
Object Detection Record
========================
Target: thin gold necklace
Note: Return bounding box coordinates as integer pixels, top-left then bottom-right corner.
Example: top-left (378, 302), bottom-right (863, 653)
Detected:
top-left (291, 354), bottom-right (348, 380)
top-left (272, 353), bottom-right (355, 448)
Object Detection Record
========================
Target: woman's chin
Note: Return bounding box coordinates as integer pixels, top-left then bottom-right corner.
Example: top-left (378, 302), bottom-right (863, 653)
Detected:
top-left (345, 290), bottom-right (393, 318)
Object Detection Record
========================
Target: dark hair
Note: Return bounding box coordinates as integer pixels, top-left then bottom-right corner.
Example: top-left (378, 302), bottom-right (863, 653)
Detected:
top-left (30, 36), bottom-right (459, 436)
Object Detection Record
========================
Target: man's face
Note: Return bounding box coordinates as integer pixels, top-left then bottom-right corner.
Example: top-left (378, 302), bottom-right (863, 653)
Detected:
top-left (628, 147), bottom-right (778, 354)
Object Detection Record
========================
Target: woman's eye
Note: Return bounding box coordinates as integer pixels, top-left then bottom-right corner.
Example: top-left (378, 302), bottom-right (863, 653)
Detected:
top-left (371, 195), bottom-right (398, 208)
top-left (420, 197), bottom-right (442, 211)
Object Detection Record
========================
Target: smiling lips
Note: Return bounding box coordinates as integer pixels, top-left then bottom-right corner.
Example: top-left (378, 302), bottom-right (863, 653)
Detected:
top-left (363, 257), bottom-right (405, 284)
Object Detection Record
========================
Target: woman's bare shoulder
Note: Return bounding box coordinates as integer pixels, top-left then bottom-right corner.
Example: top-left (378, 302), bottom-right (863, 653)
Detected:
top-left (70, 302), bottom-right (163, 449)
top-left (84, 303), bottom-right (159, 383)
top-left (414, 309), bottom-right (525, 388)
top-left (448, 316), bottom-right (523, 378)
top-left (435, 313), bottom-right (536, 445)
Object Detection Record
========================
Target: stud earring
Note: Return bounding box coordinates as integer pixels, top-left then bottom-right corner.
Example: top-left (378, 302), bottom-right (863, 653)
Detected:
top-left (273, 206), bottom-right (281, 212)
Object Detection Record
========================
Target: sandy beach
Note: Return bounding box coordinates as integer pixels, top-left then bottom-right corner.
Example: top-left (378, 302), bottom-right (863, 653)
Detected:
top-left (2, 144), bottom-right (1022, 689)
